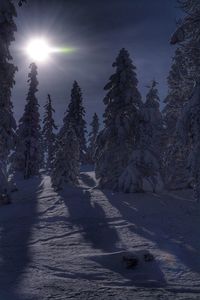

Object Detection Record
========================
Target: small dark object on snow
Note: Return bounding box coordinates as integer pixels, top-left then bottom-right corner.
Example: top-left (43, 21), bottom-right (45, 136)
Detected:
top-left (144, 253), bottom-right (154, 262)
top-left (122, 255), bottom-right (139, 269)
top-left (0, 194), bottom-right (11, 206)
top-left (18, 0), bottom-right (27, 7)
top-left (11, 185), bottom-right (18, 193)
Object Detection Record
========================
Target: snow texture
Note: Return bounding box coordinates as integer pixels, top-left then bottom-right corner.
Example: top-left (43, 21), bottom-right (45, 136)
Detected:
top-left (0, 171), bottom-right (200, 299)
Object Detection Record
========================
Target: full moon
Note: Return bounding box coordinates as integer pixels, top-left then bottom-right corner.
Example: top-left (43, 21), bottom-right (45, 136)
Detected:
top-left (25, 38), bottom-right (51, 62)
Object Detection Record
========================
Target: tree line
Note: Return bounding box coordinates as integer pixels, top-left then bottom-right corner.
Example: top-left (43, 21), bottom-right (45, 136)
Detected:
top-left (0, 0), bottom-right (200, 202)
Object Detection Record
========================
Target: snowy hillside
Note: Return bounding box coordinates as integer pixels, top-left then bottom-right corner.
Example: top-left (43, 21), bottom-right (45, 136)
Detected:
top-left (0, 171), bottom-right (200, 300)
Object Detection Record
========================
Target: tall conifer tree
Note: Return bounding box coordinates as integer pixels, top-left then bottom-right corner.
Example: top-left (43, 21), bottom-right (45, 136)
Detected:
top-left (59, 81), bottom-right (87, 163)
top-left (95, 48), bottom-right (142, 190)
top-left (12, 63), bottom-right (41, 179)
top-left (42, 94), bottom-right (57, 170)
top-left (87, 113), bottom-right (99, 164)
top-left (0, 1), bottom-right (17, 163)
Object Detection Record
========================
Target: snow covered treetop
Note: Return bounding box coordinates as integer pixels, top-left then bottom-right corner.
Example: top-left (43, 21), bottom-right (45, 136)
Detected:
top-left (0, 0), bottom-right (17, 62)
top-left (103, 48), bottom-right (142, 111)
top-left (145, 80), bottom-right (160, 109)
top-left (27, 63), bottom-right (39, 98)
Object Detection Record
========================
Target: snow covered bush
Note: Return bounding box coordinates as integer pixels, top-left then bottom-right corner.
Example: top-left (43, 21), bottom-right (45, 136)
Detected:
top-left (118, 107), bottom-right (161, 193)
top-left (119, 149), bottom-right (159, 193)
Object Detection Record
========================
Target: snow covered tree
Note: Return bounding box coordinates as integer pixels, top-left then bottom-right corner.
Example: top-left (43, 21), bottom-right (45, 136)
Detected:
top-left (118, 83), bottom-right (162, 193)
top-left (163, 48), bottom-right (191, 137)
top-left (0, 0), bottom-right (17, 163)
top-left (0, 0), bottom-right (18, 201)
top-left (162, 47), bottom-right (192, 189)
top-left (12, 63), bottom-right (42, 179)
top-left (51, 124), bottom-right (80, 190)
top-left (87, 113), bottom-right (99, 164)
top-left (145, 80), bottom-right (164, 152)
top-left (42, 94), bottom-right (57, 170)
top-left (171, 0), bottom-right (200, 82)
top-left (177, 82), bottom-right (200, 201)
top-left (119, 133), bottom-right (160, 193)
top-left (59, 81), bottom-right (87, 163)
top-left (164, 0), bottom-right (200, 190)
top-left (95, 48), bottom-right (143, 190)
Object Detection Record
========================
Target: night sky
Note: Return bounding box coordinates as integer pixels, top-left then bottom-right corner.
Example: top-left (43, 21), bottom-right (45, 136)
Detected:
top-left (12, 0), bottom-right (180, 128)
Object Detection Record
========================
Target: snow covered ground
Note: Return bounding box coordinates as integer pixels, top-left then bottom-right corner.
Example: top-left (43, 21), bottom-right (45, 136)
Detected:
top-left (0, 170), bottom-right (200, 299)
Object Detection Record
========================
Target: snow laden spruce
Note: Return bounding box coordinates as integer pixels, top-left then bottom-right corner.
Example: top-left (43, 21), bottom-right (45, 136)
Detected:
top-left (162, 48), bottom-right (191, 190)
top-left (52, 125), bottom-right (80, 190)
top-left (12, 63), bottom-right (42, 179)
top-left (58, 81), bottom-right (87, 163)
top-left (0, 0), bottom-right (17, 162)
top-left (0, 0), bottom-right (17, 202)
top-left (177, 83), bottom-right (200, 201)
top-left (95, 48), bottom-right (162, 192)
top-left (119, 81), bottom-right (162, 193)
top-left (170, 0), bottom-right (200, 200)
top-left (95, 48), bottom-right (143, 191)
top-left (42, 94), bottom-right (57, 170)
top-left (51, 83), bottom-right (83, 190)
top-left (86, 113), bottom-right (100, 164)
top-left (144, 80), bottom-right (164, 162)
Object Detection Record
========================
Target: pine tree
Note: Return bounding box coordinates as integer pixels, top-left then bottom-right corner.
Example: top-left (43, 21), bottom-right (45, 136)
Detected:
top-left (12, 63), bottom-right (41, 179)
top-left (87, 113), bottom-right (99, 164)
top-left (0, 0), bottom-right (17, 163)
top-left (162, 47), bottom-right (192, 189)
top-left (145, 80), bottom-right (164, 151)
top-left (0, 0), bottom-right (18, 200)
top-left (163, 48), bottom-right (191, 137)
top-left (51, 124), bottom-right (80, 190)
top-left (59, 81), bottom-right (87, 163)
top-left (164, 0), bottom-right (200, 190)
top-left (177, 83), bottom-right (200, 201)
top-left (170, 0), bottom-right (200, 198)
top-left (42, 94), bottom-right (57, 170)
top-left (95, 48), bottom-right (143, 190)
top-left (171, 0), bottom-right (200, 83)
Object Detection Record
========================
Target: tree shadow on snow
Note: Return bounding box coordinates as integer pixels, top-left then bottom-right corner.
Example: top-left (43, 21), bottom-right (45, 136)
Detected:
top-left (101, 189), bottom-right (200, 288)
top-left (58, 186), bottom-right (120, 252)
top-left (0, 175), bottom-right (42, 300)
top-left (79, 172), bottom-right (96, 188)
top-left (57, 185), bottom-right (166, 288)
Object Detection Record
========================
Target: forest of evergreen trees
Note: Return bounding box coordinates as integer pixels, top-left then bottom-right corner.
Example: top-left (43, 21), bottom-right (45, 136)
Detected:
top-left (1, 0), bottom-right (200, 203)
